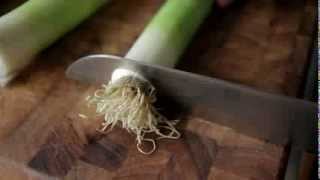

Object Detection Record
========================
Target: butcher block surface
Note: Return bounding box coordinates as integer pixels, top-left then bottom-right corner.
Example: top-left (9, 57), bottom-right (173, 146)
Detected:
top-left (0, 0), bottom-right (316, 179)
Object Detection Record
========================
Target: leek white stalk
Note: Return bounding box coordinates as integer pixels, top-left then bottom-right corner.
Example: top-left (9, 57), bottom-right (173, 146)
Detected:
top-left (88, 0), bottom-right (214, 154)
top-left (0, 0), bottom-right (108, 86)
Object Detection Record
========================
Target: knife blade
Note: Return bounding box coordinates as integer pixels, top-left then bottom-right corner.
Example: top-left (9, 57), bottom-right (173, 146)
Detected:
top-left (66, 55), bottom-right (317, 150)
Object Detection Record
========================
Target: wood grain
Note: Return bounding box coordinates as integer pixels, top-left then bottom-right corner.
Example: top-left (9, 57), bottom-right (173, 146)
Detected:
top-left (179, 0), bottom-right (316, 96)
top-left (0, 0), bottom-right (26, 15)
top-left (0, 0), bottom-right (316, 179)
top-left (0, 157), bottom-right (56, 180)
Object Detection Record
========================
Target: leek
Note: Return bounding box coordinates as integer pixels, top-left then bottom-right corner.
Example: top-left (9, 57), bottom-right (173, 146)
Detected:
top-left (0, 0), bottom-right (108, 86)
top-left (88, 0), bottom-right (214, 154)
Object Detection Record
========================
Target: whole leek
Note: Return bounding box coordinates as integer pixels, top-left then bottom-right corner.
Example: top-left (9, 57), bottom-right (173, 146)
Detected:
top-left (88, 0), bottom-right (214, 154)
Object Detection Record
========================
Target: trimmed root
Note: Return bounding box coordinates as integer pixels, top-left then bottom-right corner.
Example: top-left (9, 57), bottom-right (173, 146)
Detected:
top-left (87, 76), bottom-right (180, 154)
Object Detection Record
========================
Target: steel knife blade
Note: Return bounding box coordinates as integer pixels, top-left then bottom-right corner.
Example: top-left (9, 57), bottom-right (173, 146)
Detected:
top-left (66, 55), bottom-right (317, 149)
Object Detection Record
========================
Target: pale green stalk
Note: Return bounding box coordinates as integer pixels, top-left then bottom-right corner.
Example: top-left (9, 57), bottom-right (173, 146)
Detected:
top-left (0, 0), bottom-right (108, 86)
top-left (125, 0), bottom-right (214, 67)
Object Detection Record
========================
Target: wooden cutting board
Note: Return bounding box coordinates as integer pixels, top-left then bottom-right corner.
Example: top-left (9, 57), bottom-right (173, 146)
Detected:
top-left (0, 0), bottom-right (316, 179)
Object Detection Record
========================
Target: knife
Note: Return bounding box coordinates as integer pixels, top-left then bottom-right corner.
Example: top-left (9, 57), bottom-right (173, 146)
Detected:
top-left (66, 54), bottom-right (317, 150)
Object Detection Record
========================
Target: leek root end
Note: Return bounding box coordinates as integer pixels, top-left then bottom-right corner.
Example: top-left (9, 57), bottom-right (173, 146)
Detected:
top-left (87, 76), bottom-right (180, 154)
